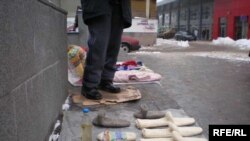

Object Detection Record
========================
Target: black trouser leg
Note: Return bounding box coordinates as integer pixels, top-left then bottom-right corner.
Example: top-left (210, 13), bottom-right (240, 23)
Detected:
top-left (101, 5), bottom-right (123, 81)
top-left (83, 15), bottom-right (111, 88)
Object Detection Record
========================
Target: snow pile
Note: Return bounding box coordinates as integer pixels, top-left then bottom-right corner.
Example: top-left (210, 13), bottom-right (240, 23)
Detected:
top-left (177, 41), bottom-right (189, 48)
top-left (235, 39), bottom-right (250, 49)
top-left (156, 38), bottom-right (189, 47)
top-left (155, 38), bottom-right (174, 46)
top-left (212, 37), bottom-right (250, 49)
top-left (212, 37), bottom-right (235, 46)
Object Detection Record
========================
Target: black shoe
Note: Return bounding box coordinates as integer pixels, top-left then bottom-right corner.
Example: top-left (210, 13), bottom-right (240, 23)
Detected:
top-left (99, 80), bottom-right (121, 93)
top-left (81, 86), bottom-right (102, 100)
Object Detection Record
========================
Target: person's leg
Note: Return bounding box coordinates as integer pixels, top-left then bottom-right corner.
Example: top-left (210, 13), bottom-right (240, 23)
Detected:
top-left (101, 5), bottom-right (123, 83)
top-left (82, 15), bottom-right (111, 99)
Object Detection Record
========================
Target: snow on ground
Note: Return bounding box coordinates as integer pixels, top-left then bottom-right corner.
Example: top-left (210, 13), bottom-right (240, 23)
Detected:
top-left (155, 38), bottom-right (190, 48)
top-left (129, 51), bottom-right (161, 55)
top-left (62, 96), bottom-right (70, 111)
top-left (140, 46), bottom-right (157, 50)
top-left (130, 50), bottom-right (250, 62)
top-left (189, 52), bottom-right (250, 62)
top-left (212, 37), bottom-right (250, 50)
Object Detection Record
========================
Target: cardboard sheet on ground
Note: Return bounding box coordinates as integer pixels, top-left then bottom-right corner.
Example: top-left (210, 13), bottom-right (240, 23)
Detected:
top-left (71, 86), bottom-right (141, 105)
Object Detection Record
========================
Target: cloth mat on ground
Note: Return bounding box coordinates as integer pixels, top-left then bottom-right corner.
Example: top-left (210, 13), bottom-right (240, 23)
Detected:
top-left (71, 86), bottom-right (141, 105)
top-left (68, 56), bottom-right (162, 86)
top-left (113, 70), bottom-right (162, 83)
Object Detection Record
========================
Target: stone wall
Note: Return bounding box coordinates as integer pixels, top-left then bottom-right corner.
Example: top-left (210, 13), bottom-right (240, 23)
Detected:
top-left (49, 0), bottom-right (61, 7)
top-left (61, 0), bottom-right (81, 17)
top-left (0, 0), bottom-right (68, 140)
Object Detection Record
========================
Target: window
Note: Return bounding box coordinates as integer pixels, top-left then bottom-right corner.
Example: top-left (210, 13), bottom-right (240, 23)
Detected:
top-left (190, 8), bottom-right (198, 20)
top-left (202, 7), bottom-right (210, 19)
top-left (180, 9), bottom-right (188, 21)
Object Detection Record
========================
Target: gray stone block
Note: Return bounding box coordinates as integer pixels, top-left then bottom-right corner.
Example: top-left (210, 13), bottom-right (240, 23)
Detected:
top-left (48, 0), bottom-right (61, 7)
top-left (1, 0), bottom-right (68, 140)
top-left (0, 1), bottom-right (15, 97)
top-left (12, 83), bottom-right (34, 141)
top-left (34, 2), bottom-right (57, 71)
top-left (26, 74), bottom-right (48, 141)
top-left (0, 95), bottom-right (17, 141)
top-left (7, 0), bottom-right (37, 90)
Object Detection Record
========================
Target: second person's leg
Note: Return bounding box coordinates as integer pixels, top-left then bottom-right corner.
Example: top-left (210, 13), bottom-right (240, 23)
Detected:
top-left (100, 4), bottom-right (124, 93)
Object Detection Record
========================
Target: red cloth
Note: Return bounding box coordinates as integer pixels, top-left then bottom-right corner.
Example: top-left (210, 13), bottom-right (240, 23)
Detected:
top-left (122, 60), bottom-right (137, 66)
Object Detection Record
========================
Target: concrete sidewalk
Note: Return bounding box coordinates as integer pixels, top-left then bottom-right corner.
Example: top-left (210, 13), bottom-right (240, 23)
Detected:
top-left (59, 84), bottom-right (207, 141)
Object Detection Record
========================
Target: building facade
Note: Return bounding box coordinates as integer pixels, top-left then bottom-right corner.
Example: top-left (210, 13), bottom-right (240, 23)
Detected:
top-left (158, 0), bottom-right (250, 40)
top-left (157, 0), bottom-right (214, 40)
top-left (213, 0), bottom-right (250, 39)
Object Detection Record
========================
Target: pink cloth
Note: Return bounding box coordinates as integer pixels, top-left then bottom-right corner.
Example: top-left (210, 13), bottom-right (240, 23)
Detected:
top-left (114, 70), bottom-right (162, 82)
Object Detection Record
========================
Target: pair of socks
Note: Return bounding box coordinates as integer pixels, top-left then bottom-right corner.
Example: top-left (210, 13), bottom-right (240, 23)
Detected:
top-left (134, 105), bottom-right (207, 141)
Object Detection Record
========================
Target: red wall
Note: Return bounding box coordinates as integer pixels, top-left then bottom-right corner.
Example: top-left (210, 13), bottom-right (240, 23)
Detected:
top-left (213, 0), bottom-right (250, 39)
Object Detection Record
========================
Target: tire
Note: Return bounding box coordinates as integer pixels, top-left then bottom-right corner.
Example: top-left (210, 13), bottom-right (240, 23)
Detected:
top-left (121, 43), bottom-right (130, 53)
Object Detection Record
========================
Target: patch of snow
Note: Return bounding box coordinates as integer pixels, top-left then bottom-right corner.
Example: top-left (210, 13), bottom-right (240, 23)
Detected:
top-left (212, 37), bottom-right (250, 50)
top-left (190, 52), bottom-right (250, 62)
top-left (62, 96), bottom-right (70, 111)
top-left (54, 120), bottom-right (60, 130)
top-left (177, 41), bottom-right (189, 48)
top-left (129, 51), bottom-right (161, 55)
top-left (140, 47), bottom-right (157, 50)
top-left (235, 39), bottom-right (250, 49)
top-left (212, 37), bottom-right (235, 46)
top-left (49, 134), bottom-right (59, 141)
top-left (62, 103), bottom-right (70, 111)
top-left (155, 38), bottom-right (189, 47)
top-left (49, 120), bottom-right (61, 141)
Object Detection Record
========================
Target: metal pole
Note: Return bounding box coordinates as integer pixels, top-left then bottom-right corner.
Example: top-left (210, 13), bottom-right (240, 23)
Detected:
top-left (146, 0), bottom-right (150, 18)
top-left (187, 0), bottom-right (191, 31)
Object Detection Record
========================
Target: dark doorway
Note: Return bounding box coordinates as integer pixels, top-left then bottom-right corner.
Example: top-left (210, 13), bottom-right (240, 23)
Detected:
top-left (235, 16), bottom-right (248, 39)
top-left (219, 17), bottom-right (227, 37)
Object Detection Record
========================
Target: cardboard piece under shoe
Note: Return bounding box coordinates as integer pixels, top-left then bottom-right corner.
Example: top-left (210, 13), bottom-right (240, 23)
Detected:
top-left (71, 86), bottom-right (141, 105)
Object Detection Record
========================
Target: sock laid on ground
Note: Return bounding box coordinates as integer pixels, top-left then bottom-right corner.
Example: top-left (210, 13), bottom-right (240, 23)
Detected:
top-left (142, 122), bottom-right (203, 138)
top-left (136, 112), bottom-right (195, 129)
top-left (97, 130), bottom-right (136, 141)
top-left (141, 131), bottom-right (207, 141)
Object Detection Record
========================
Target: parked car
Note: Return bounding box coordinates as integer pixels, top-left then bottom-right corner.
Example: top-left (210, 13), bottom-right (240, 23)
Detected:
top-left (158, 28), bottom-right (176, 39)
top-left (121, 36), bottom-right (141, 52)
top-left (174, 31), bottom-right (197, 41)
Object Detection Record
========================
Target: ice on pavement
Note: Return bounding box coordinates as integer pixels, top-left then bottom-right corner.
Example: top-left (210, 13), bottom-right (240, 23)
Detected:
top-left (212, 37), bottom-right (250, 50)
